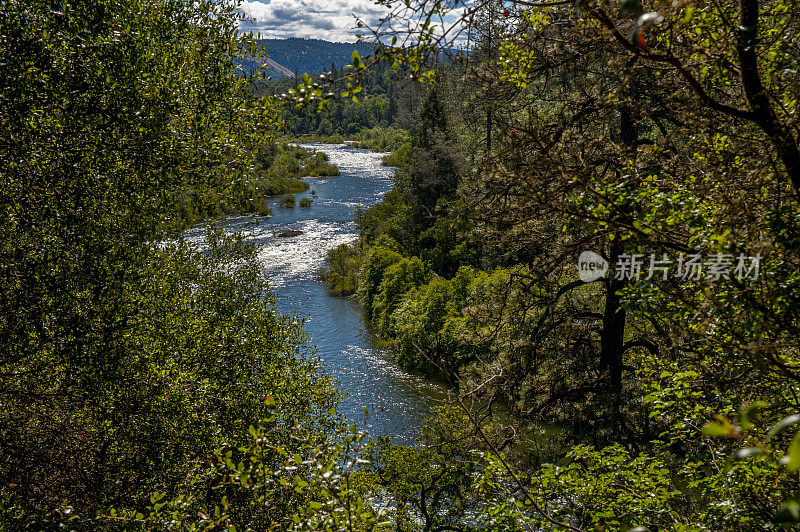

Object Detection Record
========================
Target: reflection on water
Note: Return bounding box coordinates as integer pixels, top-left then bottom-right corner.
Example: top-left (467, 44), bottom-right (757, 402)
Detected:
top-left (186, 144), bottom-right (444, 445)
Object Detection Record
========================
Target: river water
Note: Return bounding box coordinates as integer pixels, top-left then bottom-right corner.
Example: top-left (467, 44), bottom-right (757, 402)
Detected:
top-left (189, 144), bottom-right (444, 445)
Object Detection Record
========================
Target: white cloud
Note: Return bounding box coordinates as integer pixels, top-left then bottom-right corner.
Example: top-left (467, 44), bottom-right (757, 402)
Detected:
top-left (237, 0), bottom-right (389, 43)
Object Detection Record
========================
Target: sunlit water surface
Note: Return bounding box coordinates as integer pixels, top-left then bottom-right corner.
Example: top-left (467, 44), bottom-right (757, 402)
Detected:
top-left (186, 144), bottom-right (445, 445)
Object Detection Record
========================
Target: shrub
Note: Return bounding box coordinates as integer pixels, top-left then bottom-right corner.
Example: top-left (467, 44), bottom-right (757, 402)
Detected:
top-left (279, 195), bottom-right (296, 208)
top-left (323, 244), bottom-right (362, 296)
top-left (372, 257), bottom-right (428, 335)
top-left (357, 246), bottom-right (403, 318)
top-left (357, 189), bottom-right (414, 252)
top-left (391, 266), bottom-right (477, 371)
top-left (352, 126), bottom-right (410, 152)
top-left (253, 198), bottom-right (272, 216)
top-left (392, 277), bottom-right (453, 370)
top-left (382, 140), bottom-right (412, 167)
top-left (299, 197), bottom-right (313, 208)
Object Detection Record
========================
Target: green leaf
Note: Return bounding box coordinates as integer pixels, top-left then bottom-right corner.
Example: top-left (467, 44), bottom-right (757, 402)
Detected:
top-left (784, 432), bottom-right (800, 473)
top-left (702, 422), bottom-right (730, 437)
top-left (632, 220), bottom-right (652, 235)
top-left (740, 401), bottom-right (768, 429)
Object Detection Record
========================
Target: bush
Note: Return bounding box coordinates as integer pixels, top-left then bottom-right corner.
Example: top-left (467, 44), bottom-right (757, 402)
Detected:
top-left (382, 140), bottom-right (412, 167)
top-left (279, 195), bottom-right (296, 208)
top-left (351, 126), bottom-right (410, 152)
top-left (96, 397), bottom-right (376, 531)
top-left (372, 257), bottom-right (428, 335)
top-left (357, 246), bottom-right (403, 318)
top-left (392, 266), bottom-right (477, 371)
top-left (176, 142), bottom-right (336, 225)
top-left (392, 277), bottom-right (453, 370)
top-left (323, 244), bottom-right (362, 296)
top-left (0, 228), bottom-right (338, 527)
top-left (0, 0), bottom-right (343, 523)
top-left (299, 197), bottom-right (313, 208)
top-left (302, 154), bottom-right (340, 177)
top-left (357, 189), bottom-right (415, 252)
top-left (253, 198), bottom-right (273, 216)
top-left (260, 175), bottom-right (309, 196)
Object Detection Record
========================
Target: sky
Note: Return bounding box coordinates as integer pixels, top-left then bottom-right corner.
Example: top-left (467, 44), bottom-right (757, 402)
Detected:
top-left (236, 0), bottom-right (471, 45)
top-left (237, 0), bottom-right (391, 43)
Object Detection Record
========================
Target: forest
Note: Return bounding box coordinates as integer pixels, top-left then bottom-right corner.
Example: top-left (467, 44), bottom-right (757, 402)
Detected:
top-left (2, 0), bottom-right (800, 530)
top-left (253, 38), bottom-right (372, 79)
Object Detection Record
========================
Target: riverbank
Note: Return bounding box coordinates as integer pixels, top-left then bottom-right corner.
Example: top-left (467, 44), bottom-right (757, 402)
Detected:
top-left (185, 143), bottom-right (445, 444)
top-left (172, 142), bottom-right (340, 229)
top-left (284, 126), bottom-right (409, 154)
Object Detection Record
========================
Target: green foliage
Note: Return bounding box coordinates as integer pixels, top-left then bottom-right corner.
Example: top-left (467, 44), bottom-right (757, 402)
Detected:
top-left (99, 398), bottom-right (386, 531)
top-left (7, 0), bottom-right (800, 527)
top-left (272, 57), bottom-right (421, 137)
top-left (357, 246), bottom-right (403, 319)
top-left (323, 244), bottom-right (363, 297)
top-left (529, 445), bottom-right (680, 530)
top-left (256, 143), bottom-right (339, 187)
top-left (287, 147), bottom-right (341, 177)
top-left (396, 87), bottom-right (463, 225)
top-left (280, 195), bottom-right (297, 208)
top-left (371, 257), bottom-right (429, 335)
top-left (417, 216), bottom-right (482, 278)
top-left (356, 189), bottom-right (415, 253)
top-left (361, 435), bottom-right (473, 530)
top-left (299, 197), bottom-right (313, 208)
top-left (392, 266), bottom-right (476, 371)
top-left (341, 0), bottom-right (800, 527)
top-left (0, 228), bottom-right (339, 527)
top-left (702, 408), bottom-right (800, 525)
top-left (0, 0), bottom-right (344, 525)
top-left (175, 142), bottom-right (345, 224)
top-left (381, 140), bottom-right (412, 167)
top-left (350, 126), bottom-right (410, 152)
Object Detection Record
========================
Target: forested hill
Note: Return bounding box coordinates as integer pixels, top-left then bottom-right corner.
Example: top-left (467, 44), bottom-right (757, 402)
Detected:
top-left (257, 38), bottom-right (371, 77)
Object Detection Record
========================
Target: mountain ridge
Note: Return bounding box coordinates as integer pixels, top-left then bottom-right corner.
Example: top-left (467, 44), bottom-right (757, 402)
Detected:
top-left (254, 37), bottom-right (372, 78)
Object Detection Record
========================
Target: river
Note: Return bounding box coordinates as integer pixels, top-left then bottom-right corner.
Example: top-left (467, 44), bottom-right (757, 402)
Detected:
top-left (188, 144), bottom-right (444, 445)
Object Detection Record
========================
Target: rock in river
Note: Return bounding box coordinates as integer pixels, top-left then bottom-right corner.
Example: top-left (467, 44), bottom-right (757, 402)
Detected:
top-left (275, 230), bottom-right (304, 238)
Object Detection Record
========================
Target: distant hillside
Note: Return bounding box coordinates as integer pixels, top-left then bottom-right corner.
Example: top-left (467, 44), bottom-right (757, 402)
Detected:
top-left (262, 57), bottom-right (293, 78)
top-left (257, 38), bottom-right (372, 78)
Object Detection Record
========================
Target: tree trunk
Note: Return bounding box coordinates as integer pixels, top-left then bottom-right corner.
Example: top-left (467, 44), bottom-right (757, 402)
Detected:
top-left (600, 239), bottom-right (626, 424)
top-left (738, 0), bottom-right (800, 198)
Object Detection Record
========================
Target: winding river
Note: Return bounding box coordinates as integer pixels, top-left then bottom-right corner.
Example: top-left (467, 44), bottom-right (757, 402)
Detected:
top-left (189, 144), bottom-right (444, 445)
